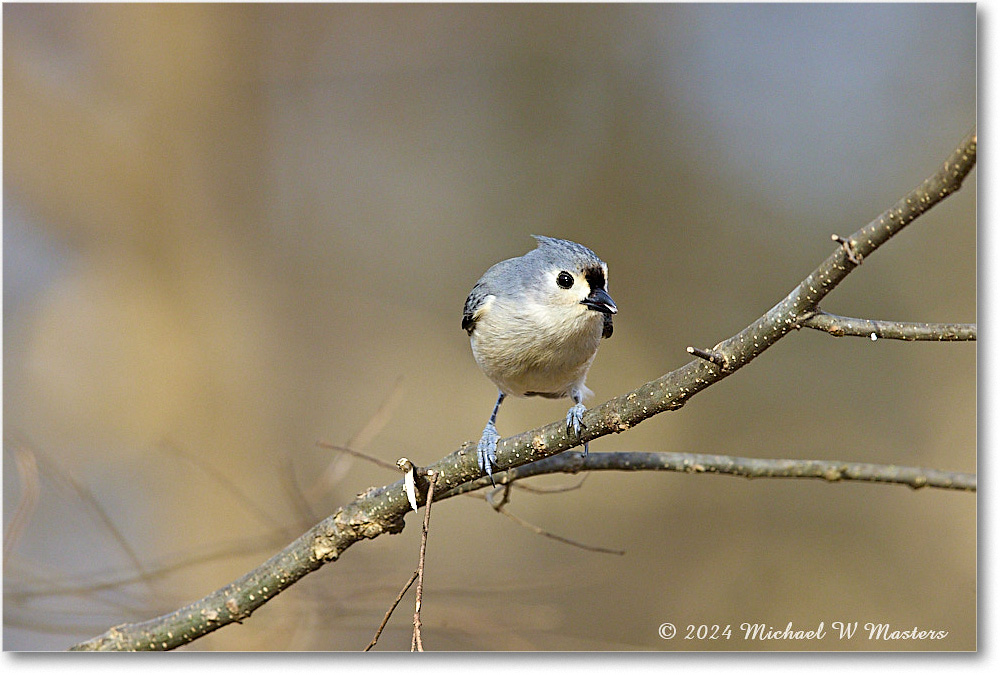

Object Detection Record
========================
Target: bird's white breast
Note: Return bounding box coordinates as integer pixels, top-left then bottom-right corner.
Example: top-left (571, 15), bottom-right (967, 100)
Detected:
top-left (470, 296), bottom-right (604, 399)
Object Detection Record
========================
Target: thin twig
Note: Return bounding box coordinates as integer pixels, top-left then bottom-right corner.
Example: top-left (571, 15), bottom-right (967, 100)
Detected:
top-left (3, 440), bottom-right (40, 564)
top-left (19, 438), bottom-right (154, 589)
top-left (513, 474), bottom-right (589, 494)
top-left (364, 570), bottom-right (418, 651)
top-left (686, 346), bottom-right (728, 369)
top-left (484, 486), bottom-right (625, 555)
top-left (310, 377), bottom-right (407, 499)
top-left (317, 441), bottom-right (399, 472)
top-left (412, 471), bottom-right (436, 652)
top-left (799, 310), bottom-right (976, 341)
top-left (10, 530), bottom-right (291, 606)
top-left (278, 458), bottom-right (320, 528)
top-left (159, 441), bottom-right (287, 531)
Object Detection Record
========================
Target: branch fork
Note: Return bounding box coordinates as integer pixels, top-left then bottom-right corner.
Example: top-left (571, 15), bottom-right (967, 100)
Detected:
top-left (832, 234), bottom-right (864, 265)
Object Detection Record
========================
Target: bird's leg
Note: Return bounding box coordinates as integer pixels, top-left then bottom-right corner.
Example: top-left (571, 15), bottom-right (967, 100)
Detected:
top-left (566, 392), bottom-right (588, 456)
top-left (478, 391), bottom-right (505, 485)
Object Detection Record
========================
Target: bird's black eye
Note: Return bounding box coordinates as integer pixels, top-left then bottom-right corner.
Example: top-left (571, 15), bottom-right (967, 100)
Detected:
top-left (556, 271), bottom-right (574, 289)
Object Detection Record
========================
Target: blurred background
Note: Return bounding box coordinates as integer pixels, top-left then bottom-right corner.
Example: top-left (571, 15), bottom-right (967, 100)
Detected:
top-left (3, 4), bottom-right (975, 651)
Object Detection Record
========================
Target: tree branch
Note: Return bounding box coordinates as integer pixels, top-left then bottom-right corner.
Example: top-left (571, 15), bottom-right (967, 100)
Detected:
top-left (440, 451), bottom-right (977, 498)
top-left (69, 132), bottom-right (976, 651)
top-left (798, 310), bottom-right (976, 341)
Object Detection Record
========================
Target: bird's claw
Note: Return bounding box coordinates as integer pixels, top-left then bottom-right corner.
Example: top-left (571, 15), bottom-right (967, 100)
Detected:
top-left (477, 422), bottom-right (500, 486)
top-left (566, 402), bottom-right (586, 436)
top-left (566, 403), bottom-right (589, 456)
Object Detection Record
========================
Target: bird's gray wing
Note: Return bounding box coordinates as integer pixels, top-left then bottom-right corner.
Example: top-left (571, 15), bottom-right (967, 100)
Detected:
top-left (602, 312), bottom-right (614, 339)
top-left (462, 282), bottom-right (491, 334)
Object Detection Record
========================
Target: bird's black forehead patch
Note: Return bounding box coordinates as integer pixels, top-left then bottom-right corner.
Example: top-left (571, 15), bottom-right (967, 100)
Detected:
top-left (584, 266), bottom-right (606, 291)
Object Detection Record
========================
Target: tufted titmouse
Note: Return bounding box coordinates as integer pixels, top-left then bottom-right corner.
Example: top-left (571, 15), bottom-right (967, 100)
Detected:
top-left (462, 236), bottom-right (617, 483)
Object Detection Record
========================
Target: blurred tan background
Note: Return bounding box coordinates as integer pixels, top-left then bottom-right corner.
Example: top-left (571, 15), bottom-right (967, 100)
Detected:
top-left (3, 4), bottom-right (975, 651)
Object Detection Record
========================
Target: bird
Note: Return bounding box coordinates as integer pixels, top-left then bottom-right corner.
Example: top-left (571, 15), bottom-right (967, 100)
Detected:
top-left (462, 235), bottom-right (617, 483)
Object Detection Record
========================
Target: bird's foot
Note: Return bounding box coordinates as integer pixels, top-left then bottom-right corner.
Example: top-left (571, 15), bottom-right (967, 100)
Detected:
top-left (566, 402), bottom-right (587, 435)
top-left (477, 422), bottom-right (500, 485)
top-left (566, 403), bottom-right (589, 456)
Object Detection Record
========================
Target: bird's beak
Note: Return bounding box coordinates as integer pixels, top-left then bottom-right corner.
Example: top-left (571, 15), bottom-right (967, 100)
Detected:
top-left (581, 287), bottom-right (617, 315)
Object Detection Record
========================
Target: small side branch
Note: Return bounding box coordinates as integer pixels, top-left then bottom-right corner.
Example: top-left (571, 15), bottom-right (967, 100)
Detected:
top-left (484, 484), bottom-right (626, 555)
top-left (365, 571), bottom-right (418, 651)
top-left (411, 471), bottom-right (436, 652)
top-left (686, 346), bottom-right (729, 369)
top-left (442, 451), bottom-right (976, 498)
top-left (367, 468), bottom-right (437, 652)
top-left (800, 311), bottom-right (976, 341)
